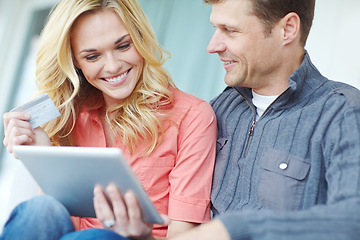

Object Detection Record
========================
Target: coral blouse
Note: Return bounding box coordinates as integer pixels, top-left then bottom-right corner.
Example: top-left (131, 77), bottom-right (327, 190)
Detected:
top-left (71, 87), bottom-right (217, 237)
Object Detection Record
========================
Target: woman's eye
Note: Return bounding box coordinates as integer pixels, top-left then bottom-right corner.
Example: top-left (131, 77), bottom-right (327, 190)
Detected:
top-left (86, 55), bottom-right (99, 61)
top-left (117, 43), bottom-right (130, 51)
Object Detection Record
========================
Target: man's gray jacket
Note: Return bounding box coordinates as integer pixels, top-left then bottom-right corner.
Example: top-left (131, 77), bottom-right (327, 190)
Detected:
top-left (210, 52), bottom-right (360, 239)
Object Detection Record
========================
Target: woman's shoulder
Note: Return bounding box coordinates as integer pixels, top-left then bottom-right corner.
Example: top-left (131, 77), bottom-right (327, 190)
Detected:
top-left (170, 87), bottom-right (210, 107)
top-left (169, 87), bottom-right (215, 118)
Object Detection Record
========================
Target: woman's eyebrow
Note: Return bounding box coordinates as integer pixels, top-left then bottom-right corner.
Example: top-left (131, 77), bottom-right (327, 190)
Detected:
top-left (79, 34), bottom-right (131, 54)
top-left (80, 48), bottom-right (97, 54)
top-left (114, 34), bottom-right (130, 45)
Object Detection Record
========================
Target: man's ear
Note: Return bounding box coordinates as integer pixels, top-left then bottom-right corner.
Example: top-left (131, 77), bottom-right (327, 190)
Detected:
top-left (280, 12), bottom-right (301, 45)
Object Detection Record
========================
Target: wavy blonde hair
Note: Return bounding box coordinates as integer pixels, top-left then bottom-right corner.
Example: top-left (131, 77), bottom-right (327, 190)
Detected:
top-left (36, 0), bottom-right (175, 154)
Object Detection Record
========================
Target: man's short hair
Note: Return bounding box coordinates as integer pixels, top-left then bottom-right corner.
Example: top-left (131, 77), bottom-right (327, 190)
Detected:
top-left (204, 0), bottom-right (315, 46)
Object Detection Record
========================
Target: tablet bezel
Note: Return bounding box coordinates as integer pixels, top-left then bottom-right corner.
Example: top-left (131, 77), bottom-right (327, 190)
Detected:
top-left (13, 145), bottom-right (163, 224)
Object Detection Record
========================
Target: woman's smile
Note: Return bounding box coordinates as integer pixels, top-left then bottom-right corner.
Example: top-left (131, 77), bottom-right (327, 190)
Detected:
top-left (102, 68), bottom-right (131, 86)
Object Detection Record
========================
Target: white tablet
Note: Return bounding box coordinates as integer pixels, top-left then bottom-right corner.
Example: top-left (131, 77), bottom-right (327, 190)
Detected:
top-left (13, 145), bottom-right (163, 224)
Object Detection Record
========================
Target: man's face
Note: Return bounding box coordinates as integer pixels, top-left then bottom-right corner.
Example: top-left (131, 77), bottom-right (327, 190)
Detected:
top-left (207, 0), bottom-right (284, 95)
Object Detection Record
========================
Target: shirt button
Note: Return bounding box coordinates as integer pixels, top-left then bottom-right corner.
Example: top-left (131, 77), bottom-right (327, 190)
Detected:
top-left (279, 163), bottom-right (288, 170)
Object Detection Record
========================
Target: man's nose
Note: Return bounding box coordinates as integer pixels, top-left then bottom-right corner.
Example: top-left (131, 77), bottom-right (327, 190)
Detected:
top-left (207, 29), bottom-right (226, 54)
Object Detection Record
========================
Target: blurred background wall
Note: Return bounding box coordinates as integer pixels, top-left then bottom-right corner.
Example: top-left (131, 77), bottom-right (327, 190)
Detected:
top-left (0, 0), bottom-right (359, 232)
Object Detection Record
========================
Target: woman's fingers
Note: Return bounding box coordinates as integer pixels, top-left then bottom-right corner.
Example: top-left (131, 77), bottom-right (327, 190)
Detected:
top-left (93, 185), bottom-right (116, 228)
top-left (3, 113), bottom-right (35, 155)
top-left (105, 184), bottom-right (132, 235)
top-left (2, 112), bottom-right (51, 157)
top-left (124, 191), bottom-right (147, 227)
top-left (3, 112), bottom-right (31, 130)
top-left (108, 185), bottom-right (152, 239)
top-left (94, 183), bottom-right (153, 239)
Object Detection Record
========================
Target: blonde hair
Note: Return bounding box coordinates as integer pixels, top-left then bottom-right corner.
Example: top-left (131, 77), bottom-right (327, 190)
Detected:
top-left (36, 0), bottom-right (175, 154)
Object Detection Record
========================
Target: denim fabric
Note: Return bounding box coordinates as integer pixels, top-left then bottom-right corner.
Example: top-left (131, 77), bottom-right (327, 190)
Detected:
top-left (0, 195), bottom-right (75, 240)
top-left (0, 195), bottom-right (129, 240)
top-left (60, 229), bottom-right (129, 240)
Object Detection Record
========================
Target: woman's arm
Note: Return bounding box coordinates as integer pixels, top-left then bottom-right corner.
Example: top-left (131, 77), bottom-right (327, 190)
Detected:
top-left (165, 220), bottom-right (199, 238)
top-left (168, 219), bottom-right (230, 240)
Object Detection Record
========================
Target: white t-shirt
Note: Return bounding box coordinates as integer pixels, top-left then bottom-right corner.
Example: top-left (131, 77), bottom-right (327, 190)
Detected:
top-left (252, 90), bottom-right (278, 120)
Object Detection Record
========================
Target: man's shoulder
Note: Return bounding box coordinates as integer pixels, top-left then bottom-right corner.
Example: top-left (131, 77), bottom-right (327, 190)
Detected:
top-left (329, 85), bottom-right (360, 108)
top-left (322, 81), bottom-right (360, 108)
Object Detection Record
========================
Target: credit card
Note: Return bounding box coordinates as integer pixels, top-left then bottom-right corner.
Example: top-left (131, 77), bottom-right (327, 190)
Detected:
top-left (10, 93), bottom-right (61, 129)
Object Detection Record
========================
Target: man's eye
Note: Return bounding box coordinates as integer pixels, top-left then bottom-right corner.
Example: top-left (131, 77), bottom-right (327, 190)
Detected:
top-left (225, 28), bottom-right (235, 33)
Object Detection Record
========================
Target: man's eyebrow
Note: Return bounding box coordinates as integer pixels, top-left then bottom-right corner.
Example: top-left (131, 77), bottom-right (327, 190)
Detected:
top-left (79, 34), bottom-right (131, 54)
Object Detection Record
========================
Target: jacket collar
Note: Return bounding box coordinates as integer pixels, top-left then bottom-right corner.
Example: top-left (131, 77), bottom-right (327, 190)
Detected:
top-left (232, 51), bottom-right (326, 110)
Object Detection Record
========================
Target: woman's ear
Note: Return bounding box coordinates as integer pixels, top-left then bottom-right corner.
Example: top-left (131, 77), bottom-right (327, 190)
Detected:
top-left (72, 55), bottom-right (80, 69)
top-left (280, 12), bottom-right (301, 45)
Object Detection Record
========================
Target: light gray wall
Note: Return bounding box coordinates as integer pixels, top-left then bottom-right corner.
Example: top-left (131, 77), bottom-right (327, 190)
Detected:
top-left (307, 0), bottom-right (360, 88)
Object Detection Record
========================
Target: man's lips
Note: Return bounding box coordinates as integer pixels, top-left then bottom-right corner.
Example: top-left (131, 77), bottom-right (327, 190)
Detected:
top-left (221, 59), bottom-right (236, 69)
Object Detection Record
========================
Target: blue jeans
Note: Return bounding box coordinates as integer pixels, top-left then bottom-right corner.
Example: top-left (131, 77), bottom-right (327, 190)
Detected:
top-left (0, 195), bottom-right (129, 240)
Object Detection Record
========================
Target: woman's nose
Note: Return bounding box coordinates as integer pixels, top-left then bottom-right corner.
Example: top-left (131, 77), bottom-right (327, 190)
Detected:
top-left (104, 53), bottom-right (121, 74)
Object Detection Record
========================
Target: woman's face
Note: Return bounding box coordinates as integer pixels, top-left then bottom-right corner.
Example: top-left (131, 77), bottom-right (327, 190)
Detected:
top-left (71, 9), bottom-right (144, 108)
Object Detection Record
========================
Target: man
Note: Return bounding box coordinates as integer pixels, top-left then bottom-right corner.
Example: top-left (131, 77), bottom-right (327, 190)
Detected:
top-left (170, 0), bottom-right (360, 239)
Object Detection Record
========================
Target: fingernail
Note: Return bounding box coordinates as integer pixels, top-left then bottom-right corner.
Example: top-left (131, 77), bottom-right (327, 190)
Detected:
top-left (125, 191), bottom-right (135, 201)
top-left (107, 184), bottom-right (117, 195)
top-left (93, 185), bottom-right (101, 196)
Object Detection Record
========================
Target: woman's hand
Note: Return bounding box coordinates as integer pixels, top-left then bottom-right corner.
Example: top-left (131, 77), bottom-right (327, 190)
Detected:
top-left (93, 184), bottom-right (170, 240)
top-left (3, 111), bottom-right (51, 156)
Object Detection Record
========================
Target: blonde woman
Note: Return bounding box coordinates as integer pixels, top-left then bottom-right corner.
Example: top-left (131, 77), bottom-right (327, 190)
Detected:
top-left (1, 0), bottom-right (217, 239)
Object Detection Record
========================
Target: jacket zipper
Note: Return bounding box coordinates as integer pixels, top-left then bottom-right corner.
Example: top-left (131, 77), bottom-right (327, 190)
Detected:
top-left (232, 87), bottom-right (257, 158)
top-left (232, 87), bottom-right (288, 158)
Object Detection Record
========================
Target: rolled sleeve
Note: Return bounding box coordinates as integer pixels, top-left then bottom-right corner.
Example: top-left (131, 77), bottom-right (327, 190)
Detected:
top-left (168, 194), bottom-right (211, 222)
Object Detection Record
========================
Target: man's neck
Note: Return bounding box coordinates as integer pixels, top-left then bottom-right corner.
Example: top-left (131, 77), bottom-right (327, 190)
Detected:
top-left (251, 48), bottom-right (305, 96)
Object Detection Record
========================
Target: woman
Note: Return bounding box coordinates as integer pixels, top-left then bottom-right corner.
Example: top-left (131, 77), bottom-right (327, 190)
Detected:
top-left (1, 0), bottom-right (217, 239)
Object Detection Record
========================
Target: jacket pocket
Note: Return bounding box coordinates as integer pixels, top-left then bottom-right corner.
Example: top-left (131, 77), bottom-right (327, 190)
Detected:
top-left (258, 149), bottom-right (310, 211)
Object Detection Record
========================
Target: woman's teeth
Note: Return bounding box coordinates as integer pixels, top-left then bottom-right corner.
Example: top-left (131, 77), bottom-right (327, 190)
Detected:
top-left (105, 71), bottom-right (128, 83)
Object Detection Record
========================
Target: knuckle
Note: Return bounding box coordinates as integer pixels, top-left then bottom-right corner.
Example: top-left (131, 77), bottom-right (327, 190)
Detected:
top-left (97, 216), bottom-right (105, 222)
top-left (3, 113), bottom-right (10, 120)
top-left (113, 207), bottom-right (127, 219)
top-left (13, 127), bottom-right (21, 136)
top-left (13, 137), bottom-right (21, 146)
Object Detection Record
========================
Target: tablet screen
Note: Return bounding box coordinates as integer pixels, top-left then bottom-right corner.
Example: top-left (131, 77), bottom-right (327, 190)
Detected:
top-left (13, 145), bottom-right (163, 224)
